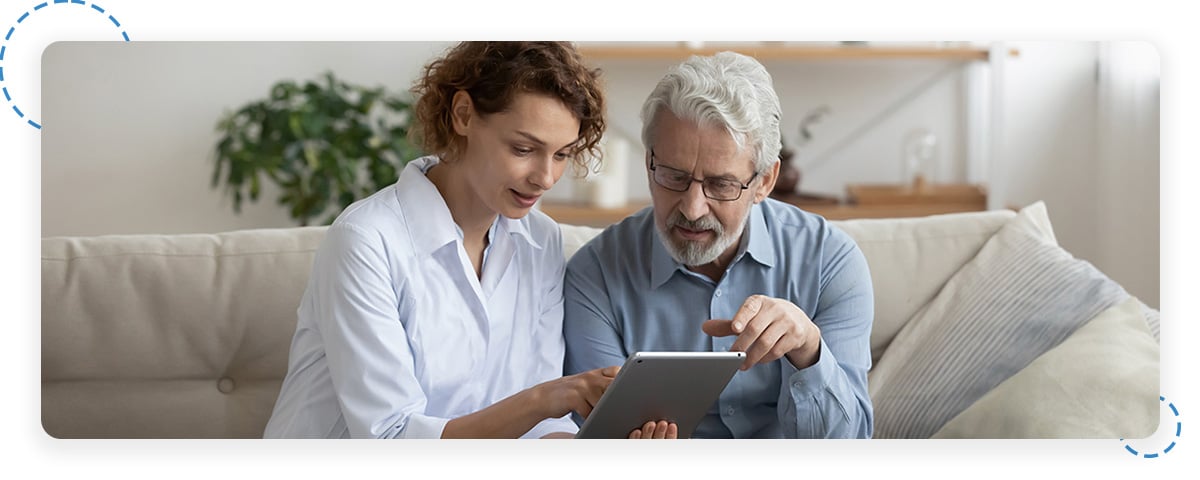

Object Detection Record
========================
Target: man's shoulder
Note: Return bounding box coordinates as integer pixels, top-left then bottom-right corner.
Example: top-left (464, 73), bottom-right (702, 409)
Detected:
top-left (582, 205), bottom-right (655, 252)
top-left (760, 198), bottom-right (858, 248)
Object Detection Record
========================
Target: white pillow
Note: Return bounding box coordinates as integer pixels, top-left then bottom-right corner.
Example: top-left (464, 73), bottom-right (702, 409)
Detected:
top-left (560, 223), bottom-right (603, 260)
top-left (932, 296), bottom-right (1159, 438)
top-left (868, 202), bottom-right (1131, 438)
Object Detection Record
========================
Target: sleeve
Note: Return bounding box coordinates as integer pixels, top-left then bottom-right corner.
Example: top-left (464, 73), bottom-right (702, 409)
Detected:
top-left (311, 223), bottom-right (449, 439)
top-left (778, 235), bottom-right (875, 438)
top-left (562, 244), bottom-right (628, 394)
top-left (520, 227), bottom-right (578, 439)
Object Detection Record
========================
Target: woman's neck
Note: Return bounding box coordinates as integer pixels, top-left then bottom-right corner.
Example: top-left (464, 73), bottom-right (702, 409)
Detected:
top-left (425, 159), bottom-right (496, 245)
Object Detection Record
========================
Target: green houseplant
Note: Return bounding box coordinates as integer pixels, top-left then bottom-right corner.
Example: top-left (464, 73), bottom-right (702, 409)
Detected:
top-left (211, 71), bottom-right (423, 226)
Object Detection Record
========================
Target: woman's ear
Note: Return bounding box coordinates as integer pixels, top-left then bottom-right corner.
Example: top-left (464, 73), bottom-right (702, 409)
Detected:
top-left (450, 90), bottom-right (473, 136)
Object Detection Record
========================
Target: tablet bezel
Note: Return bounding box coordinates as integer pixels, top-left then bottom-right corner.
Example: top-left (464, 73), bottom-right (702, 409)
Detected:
top-left (574, 351), bottom-right (745, 439)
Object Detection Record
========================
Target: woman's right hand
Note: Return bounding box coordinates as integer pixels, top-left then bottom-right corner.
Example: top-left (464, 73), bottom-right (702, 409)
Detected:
top-left (535, 366), bottom-right (619, 419)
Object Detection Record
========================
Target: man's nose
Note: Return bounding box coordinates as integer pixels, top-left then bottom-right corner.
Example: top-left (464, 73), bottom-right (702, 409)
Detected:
top-left (678, 180), bottom-right (711, 221)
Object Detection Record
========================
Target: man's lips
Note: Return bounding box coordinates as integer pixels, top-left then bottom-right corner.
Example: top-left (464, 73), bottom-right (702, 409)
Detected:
top-left (673, 226), bottom-right (713, 241)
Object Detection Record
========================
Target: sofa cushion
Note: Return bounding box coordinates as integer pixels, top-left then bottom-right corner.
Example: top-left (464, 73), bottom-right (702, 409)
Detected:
top-left (931, 295), bottom-right (1159, 438)
top-left (41, 227), bottom-right (327, 438)
top-left (866, 202), bottom-right (1136, 438)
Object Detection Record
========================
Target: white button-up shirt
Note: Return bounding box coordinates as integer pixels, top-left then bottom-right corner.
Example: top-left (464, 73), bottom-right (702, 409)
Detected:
top-left (264, 156), bottom-right (576, 439)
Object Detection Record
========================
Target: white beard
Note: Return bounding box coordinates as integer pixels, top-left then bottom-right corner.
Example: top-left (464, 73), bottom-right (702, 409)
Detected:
top-left (655, 209), bottom-right (747, 266)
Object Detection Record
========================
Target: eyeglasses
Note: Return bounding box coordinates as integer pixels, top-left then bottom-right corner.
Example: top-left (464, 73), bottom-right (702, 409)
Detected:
top-left (648, 149), bottom-right (758, 201)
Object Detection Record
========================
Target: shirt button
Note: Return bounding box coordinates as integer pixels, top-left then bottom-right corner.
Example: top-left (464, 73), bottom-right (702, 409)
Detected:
top-left (715, 289), bottom-right (722, 297)
top-left (726, 406), bottom-right (736, 416)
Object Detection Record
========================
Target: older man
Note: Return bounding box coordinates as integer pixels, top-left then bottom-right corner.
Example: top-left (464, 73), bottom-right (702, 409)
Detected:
top-left (563, 52), bottom-right (874, 438)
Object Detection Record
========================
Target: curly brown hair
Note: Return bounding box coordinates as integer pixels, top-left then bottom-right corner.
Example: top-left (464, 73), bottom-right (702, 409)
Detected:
top-left (410, 41), bottom-right (606, 173)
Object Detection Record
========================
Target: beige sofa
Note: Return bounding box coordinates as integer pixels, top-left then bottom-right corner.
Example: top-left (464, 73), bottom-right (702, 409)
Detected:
top-left (41, 202), bottom-right (1160, 439)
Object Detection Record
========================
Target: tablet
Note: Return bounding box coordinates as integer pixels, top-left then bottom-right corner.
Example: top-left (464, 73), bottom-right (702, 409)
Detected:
top-left (575, 351), bottom-right (745, 439)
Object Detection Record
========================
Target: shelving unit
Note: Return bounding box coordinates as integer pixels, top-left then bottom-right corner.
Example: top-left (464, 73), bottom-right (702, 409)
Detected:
top-left (563, 41), bottom-right (1015, 218)
top-left (578, 43), bottom-right (1017, 62)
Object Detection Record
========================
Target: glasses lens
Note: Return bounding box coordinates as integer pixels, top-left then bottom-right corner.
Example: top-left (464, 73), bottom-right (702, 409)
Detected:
top-left (655, 166), bottom-right (691, 192)
top-left (704, 180), bottom-right (740, 200)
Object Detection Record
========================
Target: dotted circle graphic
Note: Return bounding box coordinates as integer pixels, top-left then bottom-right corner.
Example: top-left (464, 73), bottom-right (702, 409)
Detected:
top-left (1, 0), bottom-right (130, 130)
top-left (1121, 396), bottom-right (1182, 459)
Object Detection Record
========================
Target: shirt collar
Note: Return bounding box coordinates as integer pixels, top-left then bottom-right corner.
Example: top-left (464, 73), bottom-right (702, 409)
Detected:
top-left (743, 202), bottom-right (776, 268)
top-left (394, 156), bottom-right (542, 256)
top-left (648, 201), bottom-right (775, 289)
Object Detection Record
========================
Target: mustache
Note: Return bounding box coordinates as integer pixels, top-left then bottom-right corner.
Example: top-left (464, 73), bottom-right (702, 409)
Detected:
top-left (668, 210), bottom-right (722, 234)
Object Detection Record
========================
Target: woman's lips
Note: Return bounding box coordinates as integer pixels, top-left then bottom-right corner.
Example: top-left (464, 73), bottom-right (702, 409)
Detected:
top-left (511, 189), bottom-right (540, 208)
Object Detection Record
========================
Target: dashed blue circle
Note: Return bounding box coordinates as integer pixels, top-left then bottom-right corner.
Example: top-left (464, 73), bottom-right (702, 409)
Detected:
top-left (1120, 395), bottom-right (1181, 459)
top-left (1, 0), bottom-right (130, 130)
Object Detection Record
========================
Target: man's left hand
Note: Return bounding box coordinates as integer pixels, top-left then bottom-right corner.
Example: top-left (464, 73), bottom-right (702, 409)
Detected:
top-left (701, 295), bottom-right (821, 370)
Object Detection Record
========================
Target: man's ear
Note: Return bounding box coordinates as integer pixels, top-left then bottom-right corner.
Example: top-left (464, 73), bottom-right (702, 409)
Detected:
top-left (753, 160), bottom-right (780, 203)
top-left (450, 90), bottom-right (473, 136)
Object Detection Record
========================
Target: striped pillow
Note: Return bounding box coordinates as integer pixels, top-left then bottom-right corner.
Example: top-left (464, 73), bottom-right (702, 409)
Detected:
top-left (867, 202), bottom-right (1129, 439)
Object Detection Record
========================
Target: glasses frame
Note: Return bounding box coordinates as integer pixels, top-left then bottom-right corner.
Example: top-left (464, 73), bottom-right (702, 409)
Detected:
top-left (648, 149), bottom-right (759, 201)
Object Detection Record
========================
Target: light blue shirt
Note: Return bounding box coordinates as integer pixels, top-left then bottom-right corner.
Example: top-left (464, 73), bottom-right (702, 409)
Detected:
top-left (264, 156), bottom-right (576, 439)
top-left (563, 199), bottom-right (874, 438)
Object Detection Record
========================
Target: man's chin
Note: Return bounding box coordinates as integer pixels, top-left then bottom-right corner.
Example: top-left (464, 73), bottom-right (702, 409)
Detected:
top-left (667, 240), bottom-right (720, 266)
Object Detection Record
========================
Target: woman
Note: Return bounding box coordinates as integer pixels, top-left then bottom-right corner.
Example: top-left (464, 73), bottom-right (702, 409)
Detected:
top-left (263, 42), bottom-right (674, 439)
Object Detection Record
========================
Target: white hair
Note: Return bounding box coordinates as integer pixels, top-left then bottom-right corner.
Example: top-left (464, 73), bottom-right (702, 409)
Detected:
top-left (639, 51), bottom-right (782, 174)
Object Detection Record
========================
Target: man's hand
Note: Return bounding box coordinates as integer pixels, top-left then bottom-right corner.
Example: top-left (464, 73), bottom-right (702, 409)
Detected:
top-left (534, 366), bottom-right (620, 419)
top-left (701, 295), bottom-right (821, 370)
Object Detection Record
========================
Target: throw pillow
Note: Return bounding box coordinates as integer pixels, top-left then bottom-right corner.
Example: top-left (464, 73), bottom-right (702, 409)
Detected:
top-left (868, 202), bottom-right (1130, 438)
top-left (932, 296), bottom-right (1159, 438)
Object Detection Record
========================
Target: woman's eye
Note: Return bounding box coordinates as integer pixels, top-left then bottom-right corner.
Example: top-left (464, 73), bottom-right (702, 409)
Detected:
top-left (554, 152), bottom-right (569, 161)
top-left (513, 147), bottom-right (534, 156)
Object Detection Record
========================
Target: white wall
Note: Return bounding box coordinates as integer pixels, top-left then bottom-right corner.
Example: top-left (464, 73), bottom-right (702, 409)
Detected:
top-left (40, 41), bottom-right (1159, 306)
top-left (41, 41), bottom-right (974, 236)
top-left (41, 41), bottom-right (455, 236)
top-left (991, 41), bottom-right (1159, 307)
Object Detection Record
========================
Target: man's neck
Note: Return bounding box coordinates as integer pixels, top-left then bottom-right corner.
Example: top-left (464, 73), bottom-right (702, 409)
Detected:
top-left (686, 243), bottom-right (741, 283)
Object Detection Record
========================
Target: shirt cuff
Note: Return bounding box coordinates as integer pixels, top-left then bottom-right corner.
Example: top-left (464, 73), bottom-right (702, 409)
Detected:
top-left (395, 413), bottom-right (451, 439)
top-left (523, 414), bottom-right (579, 439)
top-left (784, 337), bottom-right (837, 395)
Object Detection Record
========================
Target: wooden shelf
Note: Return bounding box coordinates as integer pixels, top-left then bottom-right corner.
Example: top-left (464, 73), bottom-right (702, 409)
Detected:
top-left (578, 44), bottom-right (1016, 62)
top-left (846, 182), bottom-right (987, 207)
top-left (541, 187), bottom-right (988, 227)
top-left (539, 202), bottom-right (647, 228)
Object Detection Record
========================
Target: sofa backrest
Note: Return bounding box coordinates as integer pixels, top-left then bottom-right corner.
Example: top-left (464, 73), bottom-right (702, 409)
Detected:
top-left (41, 209), bottom-right (1016, 438)
top-left (42, 227), bottom-right (327, 438)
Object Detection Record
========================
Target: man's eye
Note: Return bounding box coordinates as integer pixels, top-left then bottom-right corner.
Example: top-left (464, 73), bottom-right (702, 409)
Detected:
top-left (666, 173), bottom-right (691, 183)
top-left (708, 180), bottom-right (738, 192)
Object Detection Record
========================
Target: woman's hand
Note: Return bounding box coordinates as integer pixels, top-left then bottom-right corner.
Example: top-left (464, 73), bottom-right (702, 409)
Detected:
top-left (628, 420), bottom-right (678, 439)
top-left (535, 366), bottom-right (619, 419)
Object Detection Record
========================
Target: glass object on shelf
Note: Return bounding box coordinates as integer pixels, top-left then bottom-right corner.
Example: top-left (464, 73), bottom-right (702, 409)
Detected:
top-left (902, 129), bottom-right (938, 193)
